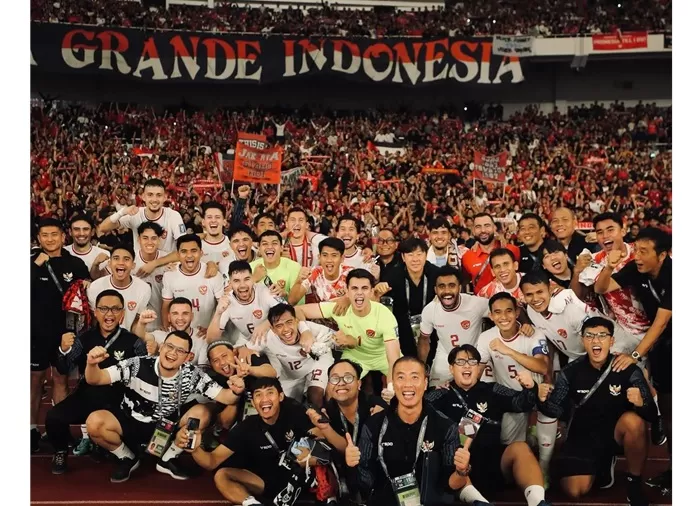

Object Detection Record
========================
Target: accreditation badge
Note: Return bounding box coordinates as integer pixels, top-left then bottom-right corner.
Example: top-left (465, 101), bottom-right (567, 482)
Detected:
top-left (391, 472), bottom-right (422, 506)
top-left (242, 392), bottom-right (258, 420)
top-left (409, 315), bottom-right (422, 342)
top-left (146, 418), bottom-right (177, 458)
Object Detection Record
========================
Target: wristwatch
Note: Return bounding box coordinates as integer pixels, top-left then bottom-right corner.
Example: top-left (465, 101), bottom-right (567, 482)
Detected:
top-left (456, 465), bottom-right (471, 477)
top-left (631, 351), bottom-right (643, 362)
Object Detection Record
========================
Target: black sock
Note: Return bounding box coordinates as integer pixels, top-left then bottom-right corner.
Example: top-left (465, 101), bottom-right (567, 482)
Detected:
top-left (627, 474), bottom-right (642, 484)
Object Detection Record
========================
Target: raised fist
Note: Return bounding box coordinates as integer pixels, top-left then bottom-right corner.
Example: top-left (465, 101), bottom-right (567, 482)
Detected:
top-left (60, 332), bottom-right (76, 352)
top-left (87, 346), bottom-right (110, 365)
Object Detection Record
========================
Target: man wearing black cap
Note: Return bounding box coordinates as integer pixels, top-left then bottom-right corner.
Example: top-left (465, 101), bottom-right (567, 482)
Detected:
top-left (31, 218), bottom-right (90, 453)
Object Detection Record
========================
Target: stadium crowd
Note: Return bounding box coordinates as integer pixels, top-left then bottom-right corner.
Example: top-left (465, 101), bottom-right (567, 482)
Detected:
top-left (31, 0), bottom-right (672, 37)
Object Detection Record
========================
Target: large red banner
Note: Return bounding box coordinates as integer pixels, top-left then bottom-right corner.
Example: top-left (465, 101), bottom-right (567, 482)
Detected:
top-left (592, 32), bottom-right (648, 51)
top-left (472, 151), bottom-right (508, 182)
top-left (233, 143), bottom-right (284, 184)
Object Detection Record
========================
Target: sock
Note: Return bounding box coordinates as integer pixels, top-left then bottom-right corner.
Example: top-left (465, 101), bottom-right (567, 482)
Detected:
top-left (653, 394), bottom-right (662, 416)
top-left (30, 424), bottom-right (37, 431)
top-left (161, 442), bottom-right (183, 462)
top-left (110, 442), bottom-right (135, 461)
top-left (536, 415), bottom-right (558, 473)
top-left (242, 496), bottom-right (262, 506)
top-left (459, 484), bottom-right (488, 503)
top-left (80, 424), bottom-right (89, 439)
top-left (524, 485), bottom-right (545, 506)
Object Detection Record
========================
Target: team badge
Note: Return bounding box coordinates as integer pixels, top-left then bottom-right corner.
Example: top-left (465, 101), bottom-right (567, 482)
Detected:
top-left (253, 309), bottom-right (263, 319)
top-left (366, 329), bottom-right (376, 338)
top-left (557, 329), bottom-right (568, 338)
top-left (63, 272), bottom-right (74, 282)
top-left (285, 430), bottom-right (295, 442)
top-left (222, 251), bottom-right (230, 258)
top-left (477, 402), bottom-right (488, 413)
top-left (113, 350), bottom-right (125, 361)
top-left (127, 301), bottom-right (137, 311)
top-left (461, 320), bottom-right (471, 330)
top-left (199, 285), bottom-right (208, 295)
top-left (609, 384), bottom-right (621, 396)
top-left (420, 441), bottom-right (434, 453)
top-left (155, 275), bottom-right (163, 283)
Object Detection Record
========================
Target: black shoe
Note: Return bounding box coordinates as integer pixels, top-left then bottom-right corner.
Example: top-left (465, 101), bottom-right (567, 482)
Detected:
top-left (650, 416), bottom-right (667, 446)
top-left (90, 445), bottom-right (109, 463)
top-left (645, 469), bottom-right (671, 494)
top-left (51, 451), bottom-right (68, 475)
top-left (110, 457), bottom-right (140, 483)
top-left (156, 459), bottom-right (190, 480)
top-left (626, 475), bottom-right (649, 506)
top-left (598, 455), bottom-right (617, 489)
top-left (31, 429), bottom-right (40, 454)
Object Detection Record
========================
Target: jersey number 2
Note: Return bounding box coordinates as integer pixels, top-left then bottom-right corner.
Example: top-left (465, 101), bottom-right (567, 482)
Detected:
top-left (450, 334), bottom-right (459, 347)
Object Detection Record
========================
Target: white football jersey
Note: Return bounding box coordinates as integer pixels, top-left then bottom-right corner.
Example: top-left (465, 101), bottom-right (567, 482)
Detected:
top-left (289, 233), bottom-right (327, 268)
top-left (420, 294), bottom-right (490, 353)
top-left (87, 275), bottom-right (152, 330)
top-left (218, 283), bottom-right (286, 343)
top-left (476, 325), bottom-right (548, 391)
top-left (202, 236), bottom-right (234, 268)
top-left (152, 328), bottom-right (208, 366)
top-left (161, 263), bottom-right (226, 331)
top-left (64, 244), bottom-right (110, 271)
top-left (134, 249), bottom-right (169, 331)
top-left (119, 207), bottom-right (186, 253)
top-left (341, 249), bottom-right (375, 271)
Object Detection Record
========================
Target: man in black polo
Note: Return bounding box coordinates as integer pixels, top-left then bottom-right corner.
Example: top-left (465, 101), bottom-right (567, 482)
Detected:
top-left (550, 207), bottom-right (598, 267)
top-left (376, 228), bottom-right (403, 278)
top-left (517, 214), bottom-right (547, 273)
top-left (593, 227), bottom-right (672, 493)
top-left (46, 289), bottom-right (149, 474)
top-left (31, 218), bottom-right (90, 452)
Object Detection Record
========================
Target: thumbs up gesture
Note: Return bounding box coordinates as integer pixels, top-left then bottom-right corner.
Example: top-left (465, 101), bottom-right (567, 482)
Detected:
top-left (453, 437), bottom-right (472, 475)
top-left (345, 433), bottom-right (361, 468)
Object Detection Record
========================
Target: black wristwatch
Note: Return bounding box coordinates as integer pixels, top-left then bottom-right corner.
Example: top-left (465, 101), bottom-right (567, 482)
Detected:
top-left (631, 351), bottom-right (643, 362)
top-left (456, 465), bottom-right (471, 477)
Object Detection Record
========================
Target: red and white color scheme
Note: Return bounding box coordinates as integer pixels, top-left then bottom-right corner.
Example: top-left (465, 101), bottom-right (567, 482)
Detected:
top-left (162, 262), bottom-right (226, 330)
top-left (64, 243), bottom-right (110, 271)
top-left (302, 264), bottom-right (354, 302)
top-left (87, 275), bottom-right (152, 330)
top-left (217, 284), bottom-right (285, 344)
top-left (119, 207), bottom-right (186, 253)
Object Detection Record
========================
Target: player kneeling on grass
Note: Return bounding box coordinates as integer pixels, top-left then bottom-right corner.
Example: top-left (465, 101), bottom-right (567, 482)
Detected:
top-left (175, 377), bottom-right (331, 506)
top-left (85, 331), bottom-right (245, 483)
top-left (426, 345), bottom-right (551, 506)
top-left (537, 316), bottom-right (655, 506)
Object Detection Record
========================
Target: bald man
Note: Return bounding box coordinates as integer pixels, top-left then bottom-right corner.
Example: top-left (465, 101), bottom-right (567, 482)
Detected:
top-left (549, 208), bottom-right (598, 267)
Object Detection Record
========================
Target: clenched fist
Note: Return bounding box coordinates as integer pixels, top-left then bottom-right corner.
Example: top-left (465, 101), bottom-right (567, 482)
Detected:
top-left (61, 332), bottom-right (76, 352)
top-left (516, 370), bottom-right (534, 389)
top-left (34, 252), bottom-right (50, 267)
top-left (227, 375), bottom-right (245, 395)
top-left (297, 267), bottom-right (311, 282)
top-left (626, 387), bottom-right (643, 407)
top-left (538, 383), bottom-right (554, 403)
top-left (139, 309), bottom-right (158, 325)
top-left (574, 252), bottom-right (593, 274)
top-left (216, 296), bottom-right (231, 315)
top-left (87, 346), bottom-right (110, 365)
top-left (607, 249), bottom-right (624, 269)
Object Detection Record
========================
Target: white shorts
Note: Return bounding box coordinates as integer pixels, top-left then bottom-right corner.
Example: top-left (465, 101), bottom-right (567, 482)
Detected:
top-left (280, 353), bottom-right (333, 402)
top-left (500, 412), bottom-right (527, 445)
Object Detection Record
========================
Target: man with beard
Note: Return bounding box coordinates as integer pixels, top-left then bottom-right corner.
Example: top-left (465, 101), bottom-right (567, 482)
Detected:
top-left (31, 218), bottom-right (91, 451)
top-left (418, 266), bottom-right (490, 387)
top-left (289, 237), bottom-right (354, 305)
top-left (85, 331), bottom-right (244, 482)
top-left (376, 228), bottom-right (403, 278)
top-left (517, 214), bottom-right (547, 273)
top-left (250, 230), bottom-right (301, 300)
top-left (345, 357), bottom-right (468, 506)
top-left (97, 178), bottom-right (185, 254)
top-left (286, 208), bottom-right (327, 268)
top-left (537, 317), bottom-right (655, 505)
top-left (64, 214), bottom-right (109, 275)
top-left (161, 234), bottom-right (226, 337)
top-left (426, 345), bottom-right (550, 506)
top-left (549, 207), bottom-right (597, 267)
top-left (229, 224), bottom-right (257, 263)
top-left (336, 215), bottom-right (379, 275)
top-left (175, 377), bottom-right (320, 506)
top-left (541, 240), bottom-right (573, 289)
top-left (247, 304), bottom-right (335, 408)
top-left (47, 290), bottom-right (148, 474)
top-left (131, 222), bottom-right (169, 331)
top-left (462, 213), bottom-right (519, 295)
top-left (426, 217), bottom-right (463, 268)
top-left (201, 203), bottom-right (235, 268)
top-left (87, 244), bottom-right (151, 331)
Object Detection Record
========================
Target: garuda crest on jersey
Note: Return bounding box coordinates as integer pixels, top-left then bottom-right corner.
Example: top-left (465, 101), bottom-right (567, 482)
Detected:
top-left (420, 441), bottom-right (434, 453)
top-left (609, 384), bottom-right (621, 396)
top-left (476, 402), bottom-right (488, 413)
top-left (113, 350), bottom-right (125, 361)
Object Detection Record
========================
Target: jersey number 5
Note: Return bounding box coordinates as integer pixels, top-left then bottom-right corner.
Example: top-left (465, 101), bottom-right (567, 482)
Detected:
top-left (508, 365), bottom-right (518, 379)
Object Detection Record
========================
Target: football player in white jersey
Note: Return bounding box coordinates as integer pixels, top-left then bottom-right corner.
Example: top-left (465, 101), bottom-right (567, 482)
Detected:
top-left (200, 203), bottom-right (234, 268)
top-left (87, 244), bottom-right (151, 331)
top-left (217, 225), bottom-right (257, 281)
top-left (285, 207), bottom-right (327, 268)
top-left (476, 292), bottom-right (557, 480)
top-left (289, 237), bottom-right (354, 305)
top-left (161, 234), bottom-right (225, 336)
top-left (247, 304), bottom-right (334, 408)
top-left (65, 214), bottom-right (109, 276)
top-left (97, 178), bottom-right (185, 254)
top-left (207, 260), bottom-right (287, 345)
top-left (336, 215), bottom-right (378, 275)
top-left (133, 222), bottom-right (169, 332)
top-left (417, 266), bottom-right (490, 387)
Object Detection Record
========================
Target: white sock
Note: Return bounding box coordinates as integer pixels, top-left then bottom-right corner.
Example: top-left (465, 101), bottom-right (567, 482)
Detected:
top-left (30, 424), bottom-right (37, 431)
top-left (110, 442), bottom-right (135, 460)
top-left (161, 442), bottom-right (184, 462)
top-left (80, 424), bottom-right (89, 439)
top-left (242, 496), bottom-right (262, 506)
top-left (653, 394), bottom-right (662, 416)
top-left (459, 484), bottom-right (488, 503)
top-left (524, 484), bottom-right (545, 506)
top-left (536, 415), bottom-right (558, 473)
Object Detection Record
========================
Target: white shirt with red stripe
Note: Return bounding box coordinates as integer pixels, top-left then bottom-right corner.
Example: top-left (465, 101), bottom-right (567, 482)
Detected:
top-left (87, 275), bottom-right (152, 330)
top-left (289, 233), bottom-right (326, 268)
top-left (217, 284), bottom-right (286, 344)
top-left (161, 263), bottom-right (225, 331)
top-left (134, 250), bottom-right (169, 331)
top-left (302, 265), bottom-right (354, 302)
top-left (202, 236), bottom-right (234, 268)
top-left (119, 207), bottom-right (186, 253)
top-left (579, 243), bottom-right (651, 337)
top-left (65, 244), bottom-right (110, 271)
top-left (477, 273), bottom-right (525, 304)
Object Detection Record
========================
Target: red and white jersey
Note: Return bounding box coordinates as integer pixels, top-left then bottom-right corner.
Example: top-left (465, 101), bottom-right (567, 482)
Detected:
top-left (119, 207), bottom-right (186, 253)
top-left (476, 325), bottom-right (547, 391)
top-left (64, 244), bottom-right (110, 271)
top-left (289, 233), bottom-right (326, 268)
top-left (302, 265), bottom-right (354, 302)
top-left (152, 328), bottom-right (208, 366)
top-left (579, 243), bottom-right (651, 337)
top-left (134, 250), bottom-right (169, 331)
top-left (161, 263), bottom-right (225, 331)
top-left (420, 294), bottom-right (490, 353)
top-left (87, 275), bottom-right (152, 330)
top-left (217, 284), bottom-right (286, 343)
top-left (478, 273), bottom-right (525, 304)
top-left (342, 248), bottom-right (374, 270)
top-left (202, 236), bottom-right (234, 268)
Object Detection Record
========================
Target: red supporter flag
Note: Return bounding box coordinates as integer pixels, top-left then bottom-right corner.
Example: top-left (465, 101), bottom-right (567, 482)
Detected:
top-left (233, 143), bottom-right (284, 185)
top-left (592, 32), bottom-right (648, 51)
top-left (472, 151), bottom-right (508, 182)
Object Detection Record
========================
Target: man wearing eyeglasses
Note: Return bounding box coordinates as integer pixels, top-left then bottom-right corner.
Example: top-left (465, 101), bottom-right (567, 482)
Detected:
top-left (426, 345), bottom-right (549, 506)
top-left (376, 228), bottom-right (402, 279)
top-left (46, 289), bottom-right (149, 475)
top-left (538, 317), bottom-right (655, 506)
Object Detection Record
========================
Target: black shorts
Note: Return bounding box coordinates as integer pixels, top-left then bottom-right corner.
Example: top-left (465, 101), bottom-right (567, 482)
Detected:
top-left (468, 444), bottom-right (508, 493)
top-left (649, 339), bottom-right (671, 394)
top-left (109, 407), bottom-right (157, 453)
top-left (31, 334), bottom-right (60, 372)
top-left (552, 433), bottom-right (622, 482)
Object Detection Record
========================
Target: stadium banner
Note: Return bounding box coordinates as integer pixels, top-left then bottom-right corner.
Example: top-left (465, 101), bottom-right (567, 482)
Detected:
top-left (664, 34), bottom-right (672, 49)
top-left (472, 151), bottom-right (508, 182)
top-left (30, 23), bottom-right (525, 85)
top-left (492, 35), bottom-right (534, 57)
top-left (214, 152), bottom-right (235, 185)
top-left (233, 143), bottom-right (284, 184)
top-left (591, 31), bottom-right (648, 51)
top-left (237, 131), bottom-right (269, 148)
